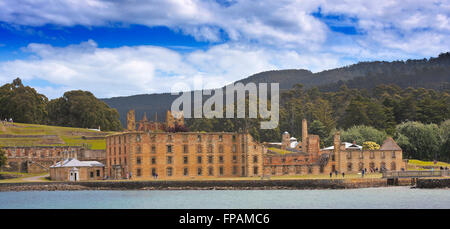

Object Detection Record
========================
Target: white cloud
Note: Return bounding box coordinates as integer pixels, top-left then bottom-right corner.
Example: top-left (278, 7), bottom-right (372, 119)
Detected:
top-left (0, 0), bottom-right (448, 99)
top-left (0, 0), bottom-right (328, 50)
top-left (0, 40), bottom-right (349, 99)
top-left (1, 0), bottom-right (448, 57)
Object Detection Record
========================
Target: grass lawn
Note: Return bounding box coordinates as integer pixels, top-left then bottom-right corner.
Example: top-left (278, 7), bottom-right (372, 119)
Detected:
top-left (0, 172), bottom-right (50, 183)
top-left (0, 122), bottom-right (116, 150)
top-left (407, 159), bottom-right (450, 170)
top-left (268, 147), bottom-right (295, 155)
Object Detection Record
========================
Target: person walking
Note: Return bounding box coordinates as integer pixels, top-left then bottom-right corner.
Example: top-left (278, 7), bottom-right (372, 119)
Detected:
top-left (330, 172), bottom-right (332, 178)
top-left (362, 169), bottom-right (365, 178)
top-left (342, 172), bottom-right (345, 178)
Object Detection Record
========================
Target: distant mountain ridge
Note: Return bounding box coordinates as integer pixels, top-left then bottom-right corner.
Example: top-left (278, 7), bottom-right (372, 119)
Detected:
top-left (102, 52), bottom-right (450, 126)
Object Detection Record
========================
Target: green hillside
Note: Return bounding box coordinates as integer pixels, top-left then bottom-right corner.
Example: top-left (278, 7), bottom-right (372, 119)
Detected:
top-left (0, 122), bottom-right (115, 150)
top-left (102, 52), bottom-right (450, 126)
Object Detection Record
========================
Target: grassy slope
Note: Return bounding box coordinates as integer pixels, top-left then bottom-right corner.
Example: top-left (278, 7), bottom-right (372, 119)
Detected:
top-left (0, 122), bottom-right (116, 150)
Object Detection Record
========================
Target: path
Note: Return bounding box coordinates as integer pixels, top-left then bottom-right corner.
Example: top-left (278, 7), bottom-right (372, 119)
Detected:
top-left (21, 173), bottom-right (49, 181)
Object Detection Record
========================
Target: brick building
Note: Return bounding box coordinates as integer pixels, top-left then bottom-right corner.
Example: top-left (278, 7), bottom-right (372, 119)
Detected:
top-left (1, 146), bottom-right (106, 173)
top-left (106, 131), bottom-right (265, 180)
top-left (128, 110), bottom-right (184, 132)
top-left (264, 119), bottom-right (406, 176)
top-left (107, 110), bottom-right (405, 180)
top-left (49, 158), bottom-right (104, 181)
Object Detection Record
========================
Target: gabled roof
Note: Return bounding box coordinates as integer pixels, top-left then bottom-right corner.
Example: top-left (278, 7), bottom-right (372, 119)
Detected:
top-left (380, 137), bottom-right (402, 151)
top-left (50, 158), bottom-right (104, 168)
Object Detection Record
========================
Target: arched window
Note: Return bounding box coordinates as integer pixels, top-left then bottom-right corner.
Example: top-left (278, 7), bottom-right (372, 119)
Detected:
top-left (380, 162), bottom-right (386, 171)
top-left (391, 162), bottom-right (396, 171)
top-left (369, 162), bottom-right (375, 171)
top-left (359, 162), bottom-right (364, 171)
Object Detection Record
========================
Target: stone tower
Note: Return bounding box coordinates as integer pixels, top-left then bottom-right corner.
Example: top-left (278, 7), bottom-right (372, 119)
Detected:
top-left (333, 131), bottom-right (341, 172)
top-left (127, 109), bottom-right (136, 131)
top-left (166, 110), bottom-right (175, 129)
top-left (174, 111), bottom-right (184, 127)
top-left (333, 131), bottom-right (341, 152)
top-left (281, 131), bottom-right (290, 150)
top-left (302, 119), bottom-right (308, 152)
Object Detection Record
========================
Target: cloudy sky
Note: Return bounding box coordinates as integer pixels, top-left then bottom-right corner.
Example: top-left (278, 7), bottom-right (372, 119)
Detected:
top-left (0, 0), bottom-right (449, 99)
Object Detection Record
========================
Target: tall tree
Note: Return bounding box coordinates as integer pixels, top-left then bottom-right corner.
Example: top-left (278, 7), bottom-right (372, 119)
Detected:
top-left (47, 90), bottom-right (121, 131)
top-left (0, 78), bottom-right (48, 124)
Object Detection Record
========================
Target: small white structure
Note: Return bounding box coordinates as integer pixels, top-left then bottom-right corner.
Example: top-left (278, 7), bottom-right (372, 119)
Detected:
top-left (50, 158), bottom-right (104, 181)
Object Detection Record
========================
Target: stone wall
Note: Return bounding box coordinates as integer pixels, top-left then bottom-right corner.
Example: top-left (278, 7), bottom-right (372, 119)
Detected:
top-left (416, 178), bottom-right (450, 188)
top-left (0, 178), bottom-right (408, 191)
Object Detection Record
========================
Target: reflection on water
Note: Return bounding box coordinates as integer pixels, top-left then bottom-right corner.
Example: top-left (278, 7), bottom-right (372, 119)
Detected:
top-left (0, 187), bottom-right (449, 209)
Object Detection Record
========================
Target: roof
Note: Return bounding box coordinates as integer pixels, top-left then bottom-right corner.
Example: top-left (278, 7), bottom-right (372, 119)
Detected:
top-left (50, 158), bottom-right (104, 168)
top-left (380, 137), bottom-right (402, 151)
top-left (322, 142), bottom-right (362, 150)
top-left (290, 141), bottom-right (298, 148)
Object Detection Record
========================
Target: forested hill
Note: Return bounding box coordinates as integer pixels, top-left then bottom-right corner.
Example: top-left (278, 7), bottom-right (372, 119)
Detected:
top-left (102, 52), bottom-right (450, 125)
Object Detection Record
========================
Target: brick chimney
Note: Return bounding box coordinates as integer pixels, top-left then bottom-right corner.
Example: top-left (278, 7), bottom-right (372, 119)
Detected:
top-left (302, 119), bottom-right (308, 152)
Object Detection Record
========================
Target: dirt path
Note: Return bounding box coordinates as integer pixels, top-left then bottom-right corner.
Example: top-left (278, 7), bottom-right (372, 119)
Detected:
top-left (21, 174), bottom-right (49, 181)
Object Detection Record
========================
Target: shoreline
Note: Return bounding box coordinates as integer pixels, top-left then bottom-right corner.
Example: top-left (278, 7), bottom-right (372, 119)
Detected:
top-left (1, 178), bottom-right (448, 191)
top-left (0, 178), bottom-right (415, 191)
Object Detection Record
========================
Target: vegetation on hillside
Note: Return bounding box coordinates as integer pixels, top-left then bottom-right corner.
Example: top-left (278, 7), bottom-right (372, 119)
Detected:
top-left (0, 78), bottom-right (122, 131)
top-left (187, 84), bottom-right (450, 162)
top-left (48, 90), bottom-right (121, 131)
top-left (0, 78), bottom-right (48, 124)
top-left (102, 52), bottom-right (450, 126)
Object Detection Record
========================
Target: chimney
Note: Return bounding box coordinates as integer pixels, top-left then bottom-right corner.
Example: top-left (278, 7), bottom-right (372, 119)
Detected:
top-left (127, 109), bottom-right (136, 131)
top-left (334, 132), bottom-right (341, 151)
top-left (302, 119), bottom-right (308, 153)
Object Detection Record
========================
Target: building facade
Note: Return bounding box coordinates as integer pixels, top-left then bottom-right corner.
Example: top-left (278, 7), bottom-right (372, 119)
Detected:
top-left (107, 110), bottom-right (405, 180)
top-left (264, 120), bottom-right (406, 176)
top-left (106, 131), bottom-right (265, 180)
top-left (49, 158), bottom-right (104, 181)
top-left (1, 146), bottom-right (106, 173)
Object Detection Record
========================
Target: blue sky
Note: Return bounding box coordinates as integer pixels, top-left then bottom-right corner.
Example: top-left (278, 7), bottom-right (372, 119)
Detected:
top-left (0, 0), bottom-right (448, 99)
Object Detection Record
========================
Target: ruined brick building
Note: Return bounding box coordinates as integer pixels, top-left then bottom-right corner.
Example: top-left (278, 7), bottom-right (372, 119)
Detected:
top-left (264, 119), bottom-right (406, 176)
top-left (106, 110), bottom-right (265, 180)
top-left (1, 146), bottom-right (106, 173)
top-left (128, 110), bottom-right (185, 132)
top-left (106, 109), bottom-right (405, 180)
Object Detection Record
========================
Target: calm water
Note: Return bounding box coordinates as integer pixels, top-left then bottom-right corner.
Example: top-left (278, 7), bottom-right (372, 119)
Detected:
top-left (0, 187), bottom-right (449, 209)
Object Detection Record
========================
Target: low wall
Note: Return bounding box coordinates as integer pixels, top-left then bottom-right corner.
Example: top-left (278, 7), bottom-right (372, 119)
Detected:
top-left (0, 178), bottom-right (409, 191)
top-left (415, 178), bottom-right (450, 188)
top-left (0, 174), bottom-right (21, 180)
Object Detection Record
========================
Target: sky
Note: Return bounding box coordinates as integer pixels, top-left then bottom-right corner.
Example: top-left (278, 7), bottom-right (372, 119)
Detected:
top-left (0, 0), bottom-right (449, 99)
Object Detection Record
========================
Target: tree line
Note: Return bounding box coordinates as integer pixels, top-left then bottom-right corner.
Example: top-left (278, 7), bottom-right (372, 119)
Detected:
top-left (0, 78), bottom-right (121, 131)
top-left (187, 83), bottom-right (450, 162)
